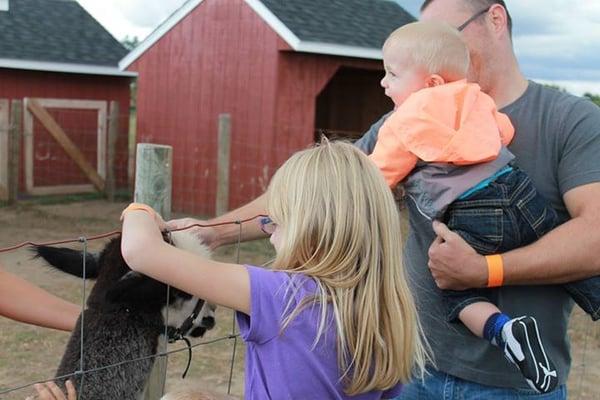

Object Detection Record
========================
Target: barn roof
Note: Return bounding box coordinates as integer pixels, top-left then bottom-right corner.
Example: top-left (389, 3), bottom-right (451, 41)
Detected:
top-left (119, 0), bottom-right (416, 69)
top-left (0, 0), bottom-right (136, 76)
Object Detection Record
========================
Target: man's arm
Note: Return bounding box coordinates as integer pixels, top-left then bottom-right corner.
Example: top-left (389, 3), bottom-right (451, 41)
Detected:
top-left (169, 111), bottom-right (394, 250)
top-left (167, 192), bottom-right (268, 249)
top-left (428, 182), bottom-right (600, 289)
top-left (0, 267), bottom-right (79, 331)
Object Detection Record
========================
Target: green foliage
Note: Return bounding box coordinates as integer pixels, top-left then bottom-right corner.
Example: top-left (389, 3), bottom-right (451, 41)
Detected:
top-left (542, 83), bottom-right (568, 93)
top-left (583, 93), bottom-right (600, 108)
top-left (121, 35), bottom-right (140, 51)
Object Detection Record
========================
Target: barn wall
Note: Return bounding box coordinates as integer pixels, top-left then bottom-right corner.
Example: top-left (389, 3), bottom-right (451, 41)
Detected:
top-left (273, 52), bottom-right (384, 165)
top-left (0, 68), bottom-right (131, 191)
top-left (129, 0), bottom-right (386, 216)
top-left (130, 0), bottom-right (281, 215)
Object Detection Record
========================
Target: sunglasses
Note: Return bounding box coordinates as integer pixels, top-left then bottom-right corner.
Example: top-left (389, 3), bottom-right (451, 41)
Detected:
top-left (259, 217), bottom-right (277, 235)
top-left (457, 6), bottom-right (490, 32)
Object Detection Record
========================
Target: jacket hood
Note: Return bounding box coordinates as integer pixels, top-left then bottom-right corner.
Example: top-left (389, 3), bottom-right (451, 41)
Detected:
top-left (394, 80), bottom-right (514, 164)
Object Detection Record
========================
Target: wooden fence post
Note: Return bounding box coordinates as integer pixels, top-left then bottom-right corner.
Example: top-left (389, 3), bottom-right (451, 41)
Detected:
top-left (0, 99), bottom-right (8, 201)
top-left (7, 100), bottom-right (22, 204)
top-left (106, 101), bottom-right (119, 201)
top-left (216, 113), bottom-right (231, 216)
top-left (135, 143), bottom-right (172, 399)
top-left (128, 105), bottom-right (136, 196)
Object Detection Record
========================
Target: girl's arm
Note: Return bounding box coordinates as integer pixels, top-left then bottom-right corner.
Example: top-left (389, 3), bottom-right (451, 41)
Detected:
top-left (121, 210), bottom-right (251, 315)
top-left (0, 267), bottom-right (79, 331)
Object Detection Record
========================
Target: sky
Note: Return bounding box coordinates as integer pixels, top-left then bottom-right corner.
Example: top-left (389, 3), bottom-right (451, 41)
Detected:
top-left (77, 0), bottom-right (600, 96)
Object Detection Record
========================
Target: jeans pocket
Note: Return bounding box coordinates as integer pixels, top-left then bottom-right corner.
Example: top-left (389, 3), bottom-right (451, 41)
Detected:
top-left (515, 186), bottom-right (558, 239)
top-left (447, 208), bottom-right (504, 254)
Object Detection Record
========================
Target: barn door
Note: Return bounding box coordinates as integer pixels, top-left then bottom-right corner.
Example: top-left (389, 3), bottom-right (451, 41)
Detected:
top-left (23, 98), bottom-right (107, 195)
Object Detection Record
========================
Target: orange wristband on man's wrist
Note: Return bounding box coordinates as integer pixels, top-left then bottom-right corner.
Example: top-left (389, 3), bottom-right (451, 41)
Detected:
top-left (486, 254), bottom-right (504, 287)
top-left (120, 203), bottom-right (156, 221)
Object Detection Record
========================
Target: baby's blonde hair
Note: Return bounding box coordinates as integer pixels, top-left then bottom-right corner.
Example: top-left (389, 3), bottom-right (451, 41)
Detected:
top-left (384, 21), bottom-right (469, 81)
top-left (266, 140), bottom-right (428, 395)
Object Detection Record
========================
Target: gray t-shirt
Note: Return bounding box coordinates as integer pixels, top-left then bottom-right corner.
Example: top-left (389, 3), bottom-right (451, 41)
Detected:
top-left (356, 81), bottom-right (600, 388)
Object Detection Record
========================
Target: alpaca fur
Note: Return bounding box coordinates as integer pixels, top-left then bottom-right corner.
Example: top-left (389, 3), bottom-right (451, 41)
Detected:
top-left (34, 231), bottom-right (214, 400)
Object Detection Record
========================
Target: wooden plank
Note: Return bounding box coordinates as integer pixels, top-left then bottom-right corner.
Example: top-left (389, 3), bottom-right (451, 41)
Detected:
top-left (106, 101), bottom-right (119, 201)
top-left (26, 98), bottom-right (105, 191)
top-left (127, 105), bottom-right (136, 194)
top-left (34, 98), bottom-right (107, 110)
top-left (29, 184), bottom-right (96, 196)
top-left (23, 98), bottom-right (34, 193)
top-left (96, 101), bottom-right (108, 179)
top-left (0, 99), bottom-right (8, 200)
top-left (215, 113), bottom-right (231, 216)
top-left (8, 100), bottom-right (22, 204)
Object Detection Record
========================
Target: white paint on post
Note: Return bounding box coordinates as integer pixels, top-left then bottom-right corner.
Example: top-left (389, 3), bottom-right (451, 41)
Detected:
top-left (135, 143), bottom-right (172, 399)
top-left (134, 143), bottom-right (172, 220)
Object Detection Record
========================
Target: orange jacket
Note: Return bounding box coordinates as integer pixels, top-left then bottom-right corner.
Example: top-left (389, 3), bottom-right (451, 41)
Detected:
top-left (369, 80), bottom-right (514, 187)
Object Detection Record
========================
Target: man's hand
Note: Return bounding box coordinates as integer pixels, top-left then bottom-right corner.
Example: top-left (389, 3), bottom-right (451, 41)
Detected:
top-left (428, 220), bottom-right (488, 290)
top-left (167, 217), bottom-right (219, 250)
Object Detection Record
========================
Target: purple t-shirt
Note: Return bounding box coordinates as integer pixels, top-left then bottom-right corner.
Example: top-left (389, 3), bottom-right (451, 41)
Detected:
top-left (236, 265), bottom-right (403, 400)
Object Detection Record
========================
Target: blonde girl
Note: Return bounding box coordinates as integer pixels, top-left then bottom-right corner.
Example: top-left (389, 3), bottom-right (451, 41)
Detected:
top-left (116, 141), bottom-right (427, 399)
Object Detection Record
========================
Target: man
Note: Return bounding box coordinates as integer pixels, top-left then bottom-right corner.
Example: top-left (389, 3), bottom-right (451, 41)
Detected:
top-left (170, 1), bottom-right (600, 398)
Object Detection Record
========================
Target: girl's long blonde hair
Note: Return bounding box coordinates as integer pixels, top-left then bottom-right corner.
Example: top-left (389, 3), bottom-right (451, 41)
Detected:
top-left (266, 140), bottom-right (428, 395)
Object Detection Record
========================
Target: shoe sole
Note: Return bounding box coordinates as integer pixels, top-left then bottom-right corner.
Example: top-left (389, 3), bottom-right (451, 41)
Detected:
top-left (504, 316), bottom-right (558, 393)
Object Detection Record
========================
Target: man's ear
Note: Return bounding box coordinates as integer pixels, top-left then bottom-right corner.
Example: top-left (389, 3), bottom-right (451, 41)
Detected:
top-left (426, 74), bottom-right (446, 87)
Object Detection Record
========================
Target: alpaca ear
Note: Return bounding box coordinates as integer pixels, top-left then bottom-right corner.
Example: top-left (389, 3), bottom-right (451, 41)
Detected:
top-left (33, 246), bottom-right (100, 279)
top-left (106, 271), bottom-right (166, 304)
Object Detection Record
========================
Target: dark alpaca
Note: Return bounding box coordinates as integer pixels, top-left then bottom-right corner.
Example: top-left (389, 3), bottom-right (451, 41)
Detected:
top-left (34, 231), bottom-right (214, 400)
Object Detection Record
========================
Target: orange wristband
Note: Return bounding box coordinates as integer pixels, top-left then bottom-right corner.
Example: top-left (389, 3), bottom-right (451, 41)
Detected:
top-left (120, 202), bottom-right (156, 221)
top-left (486, 254), bottom-right (504, 287)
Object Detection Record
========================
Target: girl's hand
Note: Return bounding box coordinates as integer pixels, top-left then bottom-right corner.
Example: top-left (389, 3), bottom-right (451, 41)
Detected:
top-left (154, 212), bottom-right (168, 231)
top-left (27, 380), bottom-right (76, 400)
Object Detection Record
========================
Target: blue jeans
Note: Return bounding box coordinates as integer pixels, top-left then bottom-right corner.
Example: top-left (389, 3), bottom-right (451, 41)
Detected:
top-left (442, 167), bottom-right (600, 321)
top-left (395, 369), bottom-right (567, 399)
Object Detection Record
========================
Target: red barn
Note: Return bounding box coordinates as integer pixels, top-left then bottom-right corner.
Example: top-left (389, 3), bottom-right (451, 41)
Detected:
top-left (0, 0), bottom-right (134, 199)
top-left (121, 0), bottom-right (415, 215)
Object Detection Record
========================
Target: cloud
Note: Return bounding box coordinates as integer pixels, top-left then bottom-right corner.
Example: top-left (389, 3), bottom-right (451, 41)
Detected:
top-left (396, 0), bottom-right (600, 89)
top-left (106, 0), bottom-right (187, 28)
top-left (78, 0), bottom-right (599, 92)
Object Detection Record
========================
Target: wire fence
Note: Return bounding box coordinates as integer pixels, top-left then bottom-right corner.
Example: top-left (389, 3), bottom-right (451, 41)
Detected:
top-left (0, 215), bottom-right (264, 399)
top-left (1, 101), bottom-right (599, 397)
top-left (1, 203), bottom-right (600, 399)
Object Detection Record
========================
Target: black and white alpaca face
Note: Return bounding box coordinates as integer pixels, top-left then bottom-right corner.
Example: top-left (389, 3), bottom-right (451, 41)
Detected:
top-left (163, 231), bottom-right (216, 337)
top-left (164, 296), bottom-right (216, 338)
top-left (34, 230), bottom-right (216, 337)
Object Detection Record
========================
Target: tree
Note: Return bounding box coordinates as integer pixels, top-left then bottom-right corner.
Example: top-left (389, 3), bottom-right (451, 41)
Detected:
top-left (583, 93), bottom-right (600, 108)
top-left (121, 35), bottom-right (140, 51)
top-left (542, 83), bottom-right (568, 93)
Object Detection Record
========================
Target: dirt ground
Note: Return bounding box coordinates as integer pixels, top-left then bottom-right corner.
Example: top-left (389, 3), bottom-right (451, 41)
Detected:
top-left (0, 199), bottom-right (599, 399)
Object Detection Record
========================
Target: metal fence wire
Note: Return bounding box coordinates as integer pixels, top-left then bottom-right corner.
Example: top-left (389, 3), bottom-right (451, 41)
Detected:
top-left (0, 215), bottom-right (599, 399)
top-left (0, 218), bottom-right (255, 399)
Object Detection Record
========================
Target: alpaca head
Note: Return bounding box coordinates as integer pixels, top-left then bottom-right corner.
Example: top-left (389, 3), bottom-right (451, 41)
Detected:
top-left (33, 230), bottom-right (216, 338)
